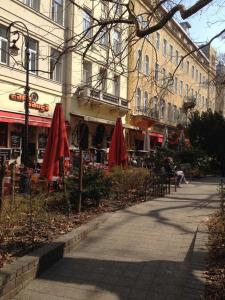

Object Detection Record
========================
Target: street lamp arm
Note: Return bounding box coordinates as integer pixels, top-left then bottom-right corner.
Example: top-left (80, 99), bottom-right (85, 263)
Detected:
top-left (7, 21), bottom-right (30, 40)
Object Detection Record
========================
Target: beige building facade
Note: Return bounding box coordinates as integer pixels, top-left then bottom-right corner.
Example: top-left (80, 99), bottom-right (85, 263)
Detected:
top-left (127, 0), bottom-right (216, 149)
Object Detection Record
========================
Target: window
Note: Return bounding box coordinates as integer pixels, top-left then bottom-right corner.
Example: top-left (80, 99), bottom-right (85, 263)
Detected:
top-left (113, 75), bottom-right (120, 97)
top-left (26, 38), bottom-right (38, 74)
top-left (50, 48), bottom-right (62, 82)
top-left (136, 88), bottom-right (141, 110)
top-left (174, 77), bottom-right (178, 93)
top-left (99, 27), bottom-right (108, 46)
top-left (0, 25), bottom-right (8, 64)
top-left (137, 50), bottom-right (142, 72)
top-left (113, 29), bottom-right (121, 55)
top-left (203, 76), bottom-right (206, 84)
top-left (0, 123), bottom-right (8, 147)
top-left (144, 55), bottom-right (149, 75)
top-left (163, 39), bottom-right (167, 56)
top-left (180, 80), bottom-right (183, 96)
top-left (202, 95), bottom-right (205, 108)
top-left (195, 69), bottom-right (198, 82)
top-left (52, 0), bottom-right (63, 25)
top-left (144, 91), bottom-right (148, 112)
top-left (195, 91), bottom-right (198, 102)
top-left (162, 68), bottom-right (166, 85)
top-left (169, 45), bottom-right (173, 62)
top-left (199, 72), bottom-right (202, 84)
top-left (191, 88), bottom-right (194, 97)
top-left (83, 9), bottom-right (92, 39)
top-left (23, 0), bottom-right (40, 11)
top-left (185, 84), bottom-right (189, 96)
top-left (156, 32), bottom-right (160, 50)
top-left (180, 56), bottom-right (184, 69)
top-left (99, 68), bottom-right (107, 92)
top-left (175, 50), bottom-right (179, 65)
top-left (186, 61), bottom-right (189, 73)
top-left (113, 0), bottom-right (122, 15)
top-left (168, 73), bottom-right (173, 91)
top-left (173, 105), bottom-right (177, 121)
top-left (154, 63), bottom-right (159, 80)
top-left (192, 66), bottom-right (195, 79)
top-left (101, 1), bottom-right (109, 18)
top-left (83, 60), bottom-right (92, 86)
top-left (160, 100), bottom-right (165, 119)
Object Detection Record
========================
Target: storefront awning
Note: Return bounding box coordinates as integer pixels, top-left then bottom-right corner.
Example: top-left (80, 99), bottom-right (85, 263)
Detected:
top-left (150, 132), bottom-right (163, 143)
top-left (0, 111), bottom-right (51, 127)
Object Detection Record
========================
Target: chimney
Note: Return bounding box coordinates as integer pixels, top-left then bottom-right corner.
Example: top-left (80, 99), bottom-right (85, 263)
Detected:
top-left (179, 22), bottom-right (191, 34)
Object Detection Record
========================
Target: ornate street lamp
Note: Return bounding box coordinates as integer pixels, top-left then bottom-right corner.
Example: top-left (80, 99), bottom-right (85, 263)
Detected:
top-left (8, 22), bottom-right (30, 166)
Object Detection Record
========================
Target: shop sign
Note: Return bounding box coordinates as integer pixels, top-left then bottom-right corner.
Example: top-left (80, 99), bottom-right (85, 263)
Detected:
top-left (9, 93), bottom-right (49, 112)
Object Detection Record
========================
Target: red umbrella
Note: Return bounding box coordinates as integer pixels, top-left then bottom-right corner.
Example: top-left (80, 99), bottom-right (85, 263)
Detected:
top-left (41, 103), bottom-right (70, 181)
top-left (108, 117), bottom-right (127, 169)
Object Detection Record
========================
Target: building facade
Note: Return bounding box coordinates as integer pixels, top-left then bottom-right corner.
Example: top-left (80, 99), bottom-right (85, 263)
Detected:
top-left (0, 0), bottom-right (65, 164)
top-left (127, 0), bottom-right (216, 150)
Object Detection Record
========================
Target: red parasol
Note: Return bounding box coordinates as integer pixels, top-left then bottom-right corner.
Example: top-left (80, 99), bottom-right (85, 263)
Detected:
top-left (108, 117), bottom-right (127, 169)
top-left (41, 103), bottom-right (70, 181)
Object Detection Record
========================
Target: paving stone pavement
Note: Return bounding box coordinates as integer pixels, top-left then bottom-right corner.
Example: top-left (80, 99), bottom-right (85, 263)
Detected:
top-left (13, 178), bottom-right (219, 300)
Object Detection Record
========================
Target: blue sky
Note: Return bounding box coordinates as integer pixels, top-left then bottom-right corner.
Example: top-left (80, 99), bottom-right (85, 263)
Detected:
top-left (178, 1), bottom-right (225, 54)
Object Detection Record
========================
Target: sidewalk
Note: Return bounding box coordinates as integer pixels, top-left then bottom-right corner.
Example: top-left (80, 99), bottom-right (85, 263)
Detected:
top-left (13, 178), bottom-right (219, 300)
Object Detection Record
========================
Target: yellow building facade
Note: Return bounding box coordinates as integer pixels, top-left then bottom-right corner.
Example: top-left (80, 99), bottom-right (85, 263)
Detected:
top-left (127, 0), bottom-right (216, 150)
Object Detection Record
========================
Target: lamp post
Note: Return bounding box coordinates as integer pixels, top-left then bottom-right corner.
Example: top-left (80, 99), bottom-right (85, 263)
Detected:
top-left (8, 21), bottom-right (30, 166)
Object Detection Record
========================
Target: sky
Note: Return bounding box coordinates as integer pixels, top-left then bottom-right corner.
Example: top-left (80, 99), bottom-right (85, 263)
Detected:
top-left (178, 0), bottom-right (225, 54)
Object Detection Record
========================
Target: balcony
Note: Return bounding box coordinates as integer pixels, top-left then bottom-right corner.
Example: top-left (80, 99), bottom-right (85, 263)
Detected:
top-left (132, 106), bottom-right (159, 120)
top-left (76, 86), bottom-right (129, 109)
top-left (183, 96), bottom-right (196, 112)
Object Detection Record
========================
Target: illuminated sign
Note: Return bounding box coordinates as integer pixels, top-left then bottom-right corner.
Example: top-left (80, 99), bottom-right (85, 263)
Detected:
top-left (9, 93), bottom-right (49, 112)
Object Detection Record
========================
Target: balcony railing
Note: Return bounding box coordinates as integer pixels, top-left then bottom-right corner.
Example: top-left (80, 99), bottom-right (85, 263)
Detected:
top-left (132, 106), bottom-right (159, 120)
top-left (76, 86), bottom-right (128, 109)
top-left (183, 96), bottom-right (196, 111)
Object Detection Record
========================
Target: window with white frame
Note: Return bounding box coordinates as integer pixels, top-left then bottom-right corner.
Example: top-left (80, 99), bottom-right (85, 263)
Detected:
top-left (99, 68), bottom-right (107, 92)
top-left (185, 83), bottom-right (189, 96)
top-left (144, 91), bottom-right (148, 112)
top-left (26, 38), bottom-right (38, 74)
top-left (195, 69), bottom-right (198, 82)
top-left (0, 25), bottom-right (8, 64)
top-left (137, 50), bottom-right (142, 72)
top-left (156, 32), bottom-right (160, 50)
top-left (203, 76), bottom-right (206, 85)
top-left (199, 94), bottom-right (201, 106)
top-left (202, 95), bottom-right (205, 108)
top-left (173, 105), bottom-right (177, 121)
top-left (52, 0), bottom-right (63, 25)
top-left (180, 80), bottom-right (183, 96)
top-left (113, 74), bottom-right (120, 97)
top-left (136, 88), bottom-right (141, 110)
top-left (174, 77), bottom-right (178, 93)
top-left (186, 61), bottom-right (189, 73)
top-left (195, 91), bottom-right (198, 103)
top-left (199, 72), bottom-right (202, 84)
top-left (180, 56), bottom-right (184, 69)
top-left (83, 60), bottom-right (92, 86)
top-left (99, 27), bottom-right (108, 46)
top-left (113, 28), bottom-right (121, 55)
top-left (169, 44), bottom-right (173, 62)
top-left (168, 103), bottom-right (172, 121)
top-left (144, 55), bottom-right (149, 75)
top-left (50, 48), bottom-right (62, 82)
top-left (162, 68), bottom-right (166, 85)
top-left (154, 63), bottom-right (159, 80)
top-left (23, 0), bottom-right (40, 11)
top-left (163, 39), bottom-right (167, 56)
top-left (175, 50), bottom-right (179, 65)
top-left (192, 65), bottom-right (195, 79)
top-left (83, 9), bottom-right (93, 39)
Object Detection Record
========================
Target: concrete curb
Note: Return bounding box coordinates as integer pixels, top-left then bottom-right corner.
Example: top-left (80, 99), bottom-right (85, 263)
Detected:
top-left (0, 213), bottom-right (111, 300)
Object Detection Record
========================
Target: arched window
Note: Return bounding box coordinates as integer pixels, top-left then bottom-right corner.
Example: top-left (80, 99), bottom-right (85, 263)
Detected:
top-left (137, 50), bottom-right (142, 71)
top-left (145, 55), bottom-right (150, 75)
top-left (144, 91), bottom-right (148, 112)
top-left (136, 88), bottom-right (141, 110)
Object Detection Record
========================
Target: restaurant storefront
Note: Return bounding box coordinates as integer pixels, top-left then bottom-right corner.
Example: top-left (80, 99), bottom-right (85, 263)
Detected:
top-left (0, 88), bottom-right (60, 165)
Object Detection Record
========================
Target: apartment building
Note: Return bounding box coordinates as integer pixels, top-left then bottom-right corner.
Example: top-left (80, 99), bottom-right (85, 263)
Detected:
top-left (0, 0), bottom-right (65, 164)
top-left (127, 0), bottom-right (216, 150)
top-left (67, 0), bottom-right (129, 162)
